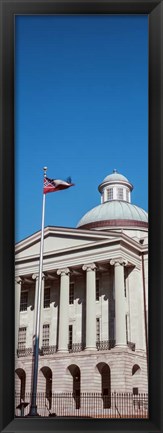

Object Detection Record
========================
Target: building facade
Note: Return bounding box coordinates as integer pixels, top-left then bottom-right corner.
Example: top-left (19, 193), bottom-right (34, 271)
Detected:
top-left (15, 170), bottom-right (148, 416)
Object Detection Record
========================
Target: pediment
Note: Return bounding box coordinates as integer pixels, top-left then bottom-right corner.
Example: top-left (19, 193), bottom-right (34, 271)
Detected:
top-left (15, 226), bottom-right (116, 259)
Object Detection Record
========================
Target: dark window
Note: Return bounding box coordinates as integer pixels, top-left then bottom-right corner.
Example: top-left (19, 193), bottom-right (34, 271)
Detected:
top-left (132, 364), bottom-right (141, 375)
top-left (96, 318), bottom-right (100, 342)
top-left (69, 325), bottom-right (73, 349)
top-left (101, 364), bottom-right (111, 409)
top-left (44, 287), bottom-right (50, 308)
top-left (18, 327), bottom-right (26, 349)
top-left (42, 324), bottom-right (50, 347)
top-left (133, 387), bottom-right (138, 395)
top-left (20, 291), bottom-right (28, 311)
top-left (69, 283), bottom-right (74, 304)
top-left (124, 268), bottom-right (128, 297)
top-left (133, 387), bottom-right (139, 409)
top-left (96, 279), bottom-right (100, 301)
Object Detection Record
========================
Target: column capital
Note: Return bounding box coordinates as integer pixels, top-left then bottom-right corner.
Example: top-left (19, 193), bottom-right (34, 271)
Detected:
top-left (110, 258), bottom-right (128, 267)
top-left (82, 263), bottom-right (96, 272)
top-left (32, 273), bottom-right (45, 280)
top-left (15, 276), bottom-right (22, 284)
top-left (57, 267), bottom-right (70, 276)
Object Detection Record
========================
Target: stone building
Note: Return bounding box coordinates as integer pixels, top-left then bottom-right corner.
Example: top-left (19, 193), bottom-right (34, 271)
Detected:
top-left (15, 170), bottom-right (148, 416)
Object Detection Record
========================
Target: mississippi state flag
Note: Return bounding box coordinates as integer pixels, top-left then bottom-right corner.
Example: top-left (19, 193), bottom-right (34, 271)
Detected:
top-left (43, 176), bottom-right (75, 194)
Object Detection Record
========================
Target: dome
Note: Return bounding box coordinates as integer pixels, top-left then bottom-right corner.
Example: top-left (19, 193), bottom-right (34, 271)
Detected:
top-left (103, 172), bottom-right (129, 183)
top-left (76, 169), bottom-right (148, 231)
top-left (77, 201), bottom-right (148, 230)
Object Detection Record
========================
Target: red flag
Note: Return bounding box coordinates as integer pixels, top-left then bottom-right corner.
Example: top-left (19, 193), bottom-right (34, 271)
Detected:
top-left (43, 177), bottom-right (75, 194)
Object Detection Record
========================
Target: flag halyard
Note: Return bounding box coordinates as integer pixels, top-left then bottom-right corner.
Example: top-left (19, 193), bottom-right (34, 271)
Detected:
top-left (43, 177), bottom-right (75, 194)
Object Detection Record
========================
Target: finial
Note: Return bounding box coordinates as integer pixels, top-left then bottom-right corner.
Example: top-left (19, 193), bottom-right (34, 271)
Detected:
top-left (43, 167), bottom-right (47, 178)
top-left (113, 169), bottom-right (117, 173)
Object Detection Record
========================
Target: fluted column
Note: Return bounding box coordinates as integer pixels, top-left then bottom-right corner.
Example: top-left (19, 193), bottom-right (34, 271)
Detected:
top-left (110, 259), bottom-right (128, 347)
top-left (82, 263), bottom-right (97, 350)
top-left (57, 268), bottom-right (70, 352)
top-left (15, 277), bottom-right (22, 355)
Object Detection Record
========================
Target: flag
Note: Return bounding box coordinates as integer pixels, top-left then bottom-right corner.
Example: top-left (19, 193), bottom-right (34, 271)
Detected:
top-left (43, 176), bottom-right (75, 194)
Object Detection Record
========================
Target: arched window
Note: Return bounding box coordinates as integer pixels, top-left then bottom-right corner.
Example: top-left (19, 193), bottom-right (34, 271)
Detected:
top-left (40, 366), bottom-right (52, 409)
top-left (97, 363), bottom-right (111, 408)
top-left (15, 368), bottom-right (26, 400)
top-left (132, 364), bottom-right (141, 375)
top-left (68, 364), bottom-right (81, 409)
top-left (132, 364), bottom-right (141, 408)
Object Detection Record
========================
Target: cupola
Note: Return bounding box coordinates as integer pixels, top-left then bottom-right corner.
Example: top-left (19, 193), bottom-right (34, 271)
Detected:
top-left (98, 169), bottom-right (133, 204)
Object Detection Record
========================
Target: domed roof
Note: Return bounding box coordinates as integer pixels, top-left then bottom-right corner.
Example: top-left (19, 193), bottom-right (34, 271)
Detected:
top-left (77, 201), bottom-right (148, 229)
top-left (103, 172), bottom-right (129, 183)
top-left (98, 169), bottom-right (133, 193)
top-left (77, 169), bottom-right (147, 231)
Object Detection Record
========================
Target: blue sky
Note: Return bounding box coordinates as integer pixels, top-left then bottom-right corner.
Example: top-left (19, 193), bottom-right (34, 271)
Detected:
top-left (15, 15), bottom-right (148, 242)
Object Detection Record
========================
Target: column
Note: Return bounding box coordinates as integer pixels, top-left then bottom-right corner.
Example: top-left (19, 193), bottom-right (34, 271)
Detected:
top-left (110, 259), bottom-right (128, 347)
top-left (82, 263), bottom-right (96, 350)
top-left (129, 267), bottom-right (146, 351)
top-left (40, 274), bottom-right (45, 347)
top-left (57, 268), bottom-right (70, 352)
top-left (15, 277), bottom-right (22, 355)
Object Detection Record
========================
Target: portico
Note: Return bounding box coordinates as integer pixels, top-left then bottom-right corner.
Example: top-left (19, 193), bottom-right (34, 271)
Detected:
top-left (15, 244), bottom-right (145, 358)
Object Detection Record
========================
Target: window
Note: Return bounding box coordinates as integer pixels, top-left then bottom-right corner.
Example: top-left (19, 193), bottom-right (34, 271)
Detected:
top-left (124, 268), bottom-right (128, 297)
top-left (20, 291), bottom-right (28, 311)
top-left (96, 318), bottom-right (100, 342)
top-left (69, 283), bottom-right (74, 304)
top-left (44, 287), bottom-right (50, 308)
top-left (69, 325), bottom-right (73, 349)
top-left (107, 188), bottom-right (113, 201)
top-left (18, 327), bottom-right (26, 349)
top-left (117, 188), bottom-right (124, 200)
top-left (96, 279), bottom-right (100, 301)
top-left (132, 364), bottom-right (141, 375)
top-left (133, 387), bottom-right (139, 409)
top-left (125, 315), bottom-right (128, 342)
top-left (126, 189), bottom-right (129, 202)
top-left (42, 324), bottom-right (50, 347)
top-left (124, 277), bottom-right (127, 297)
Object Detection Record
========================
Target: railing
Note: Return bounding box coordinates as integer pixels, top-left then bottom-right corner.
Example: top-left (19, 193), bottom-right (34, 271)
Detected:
top-left (17, 340), bottom-right (136, 357)
top-left (41, 345), bottom-right (57, 355)
top-left (17, 348), bottom-right (33, 357)
top-left (15, 392), bottom-right (148, 418)
top-left (96, 340), bottom-right (115, 350)
top-left (68, 343), bottom-right (85, 353)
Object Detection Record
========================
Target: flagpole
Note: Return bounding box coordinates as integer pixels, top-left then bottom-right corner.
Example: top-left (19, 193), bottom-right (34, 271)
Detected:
top-left (29, 167), bottom-right (47, 416)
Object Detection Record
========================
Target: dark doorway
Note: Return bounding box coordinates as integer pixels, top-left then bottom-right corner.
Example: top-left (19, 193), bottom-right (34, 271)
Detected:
top-left (97, 363), bottom-right (111, 409)
top-left (68, 364), bottom-right (81, 409)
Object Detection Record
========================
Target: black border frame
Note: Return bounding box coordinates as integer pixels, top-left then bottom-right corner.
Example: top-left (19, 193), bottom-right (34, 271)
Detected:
top-left (0, 1), bottom-right (162, 432)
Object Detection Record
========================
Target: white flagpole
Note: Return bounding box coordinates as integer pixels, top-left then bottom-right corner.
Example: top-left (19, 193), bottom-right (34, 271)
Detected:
top-left (29, 167), bottom-right (47, 416)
